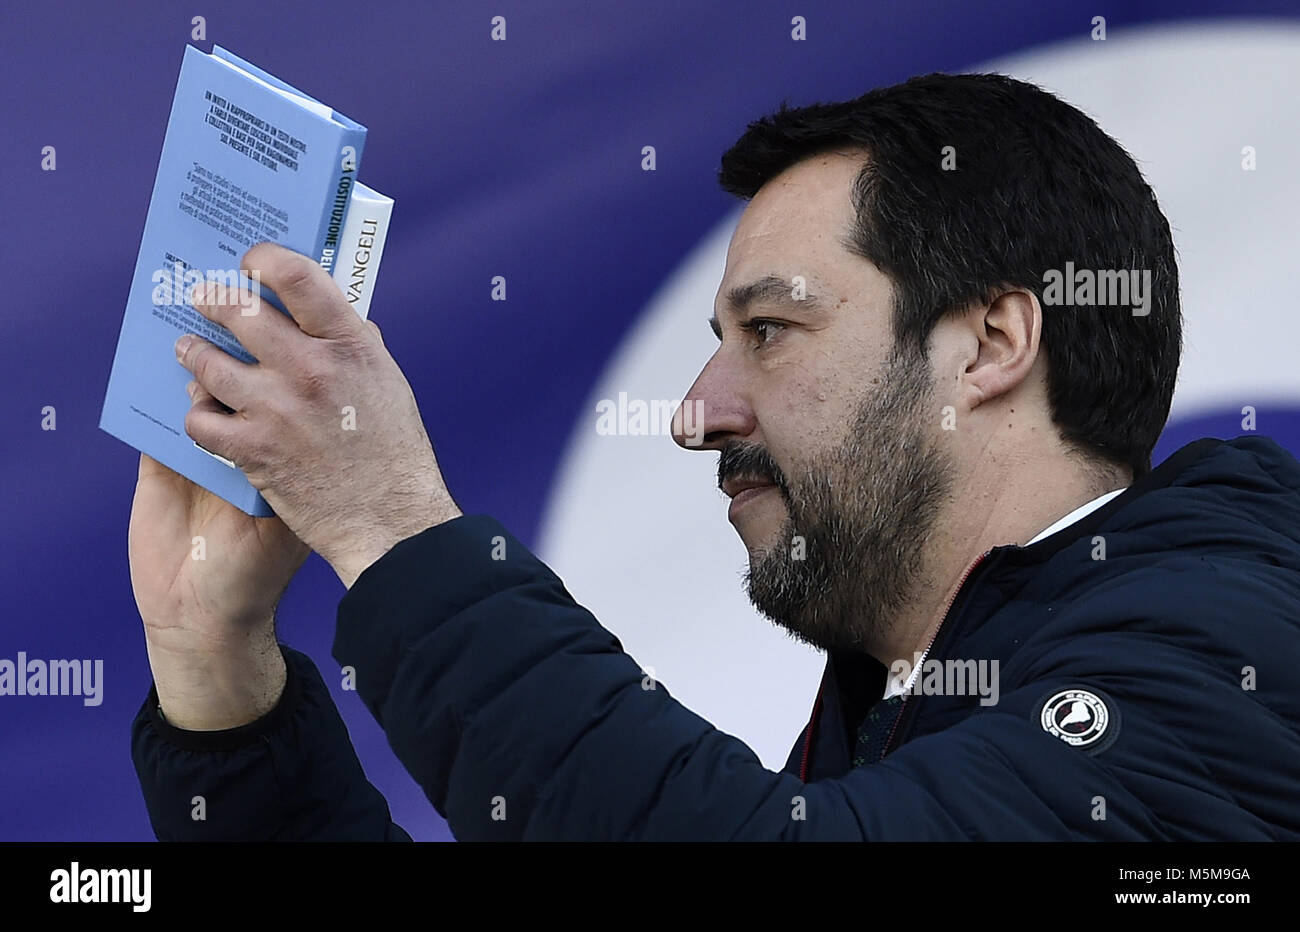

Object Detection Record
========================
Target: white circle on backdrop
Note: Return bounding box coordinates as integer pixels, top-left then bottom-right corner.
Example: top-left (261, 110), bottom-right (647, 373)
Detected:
top-left (538, 20), bottom-right (1300, 769)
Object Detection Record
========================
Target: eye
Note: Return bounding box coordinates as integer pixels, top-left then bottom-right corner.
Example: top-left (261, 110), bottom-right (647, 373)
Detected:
top-left (741, 318), bottom-right (787, 347)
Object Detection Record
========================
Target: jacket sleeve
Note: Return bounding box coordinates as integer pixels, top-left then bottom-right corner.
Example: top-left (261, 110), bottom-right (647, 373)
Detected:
top-left (333, 515), bottom-right (1258, 841)
top-left (131, 642), bottom-right (411, 841)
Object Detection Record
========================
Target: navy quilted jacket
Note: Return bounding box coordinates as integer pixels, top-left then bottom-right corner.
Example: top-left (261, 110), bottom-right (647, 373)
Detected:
top-left (131, 436), bottom-right (1300, 839)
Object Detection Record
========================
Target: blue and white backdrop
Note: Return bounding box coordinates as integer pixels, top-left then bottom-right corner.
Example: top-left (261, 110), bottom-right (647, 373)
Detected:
top-left (2, 0), bottom-right (1297, 839)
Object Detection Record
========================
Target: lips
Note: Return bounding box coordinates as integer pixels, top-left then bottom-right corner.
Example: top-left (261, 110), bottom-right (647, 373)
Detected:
top-left (721, 476), bottom-right (778, 499)
top-left (723, 476), bottom-right (779, 523)
top-left (730, 485), bottom-right (775, 508)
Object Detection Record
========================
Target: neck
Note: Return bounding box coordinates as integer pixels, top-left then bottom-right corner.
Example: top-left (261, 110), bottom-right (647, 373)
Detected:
top-left (870, 446), bottom-right (1129, 670)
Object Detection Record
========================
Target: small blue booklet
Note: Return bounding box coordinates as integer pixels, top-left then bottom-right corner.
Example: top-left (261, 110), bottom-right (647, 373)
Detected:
top-left (100, 44), bottom-right (388, 517)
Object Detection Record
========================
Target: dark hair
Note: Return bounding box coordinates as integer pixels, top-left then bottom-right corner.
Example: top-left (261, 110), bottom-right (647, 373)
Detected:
top-left (717, 72), bottom-right (1181, 479)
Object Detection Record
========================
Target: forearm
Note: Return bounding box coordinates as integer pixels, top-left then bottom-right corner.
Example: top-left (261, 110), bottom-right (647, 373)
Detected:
top-left (334, 514), bottom-right (798, 839)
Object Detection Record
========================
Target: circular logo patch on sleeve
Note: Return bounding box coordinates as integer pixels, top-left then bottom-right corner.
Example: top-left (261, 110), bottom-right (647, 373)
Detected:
top-left (1036, 687), bottom-right (1120, 755)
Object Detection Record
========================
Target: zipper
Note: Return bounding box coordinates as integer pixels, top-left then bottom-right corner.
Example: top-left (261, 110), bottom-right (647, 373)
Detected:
top-left (797, 690), bottom-right (823, 782)
top-left (878, 547), bottom-right (995, 760)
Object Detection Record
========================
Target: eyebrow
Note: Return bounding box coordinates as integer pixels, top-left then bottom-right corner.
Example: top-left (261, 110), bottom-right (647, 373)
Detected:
top-left (726, 274), bottom-right (826, 313)
top-left (709, 274), bottom-right (828, 338)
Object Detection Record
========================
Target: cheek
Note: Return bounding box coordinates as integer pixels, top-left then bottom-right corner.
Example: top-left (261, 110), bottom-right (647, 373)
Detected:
top-left (766, 369), bottom-right (851, 454)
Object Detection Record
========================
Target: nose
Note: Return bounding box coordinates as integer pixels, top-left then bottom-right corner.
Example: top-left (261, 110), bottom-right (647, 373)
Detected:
top-left (671, 350), bottom-right (756, 451)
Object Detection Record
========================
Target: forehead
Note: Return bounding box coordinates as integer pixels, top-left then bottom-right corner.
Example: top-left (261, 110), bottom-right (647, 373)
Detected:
top-left (722, 150), bottom-right (867, 287)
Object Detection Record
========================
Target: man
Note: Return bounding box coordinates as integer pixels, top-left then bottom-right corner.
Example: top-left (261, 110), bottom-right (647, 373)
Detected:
top-left (129, 73), bottom-right (1300, 840)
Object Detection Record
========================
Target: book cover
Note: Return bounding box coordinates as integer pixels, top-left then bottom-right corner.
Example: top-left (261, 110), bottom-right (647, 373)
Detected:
top-left (100, 45), bottom-right (368, 517)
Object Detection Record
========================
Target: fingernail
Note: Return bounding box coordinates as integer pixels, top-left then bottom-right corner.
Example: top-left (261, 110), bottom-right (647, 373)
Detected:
top-left (175, 335), bottom-right (193, 361)
top-left (186, 380), bottom-right (198, 401)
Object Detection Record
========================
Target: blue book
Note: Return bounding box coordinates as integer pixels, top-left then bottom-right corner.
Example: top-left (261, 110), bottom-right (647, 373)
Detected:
top-left (100, 44), bottom-right (368, 517)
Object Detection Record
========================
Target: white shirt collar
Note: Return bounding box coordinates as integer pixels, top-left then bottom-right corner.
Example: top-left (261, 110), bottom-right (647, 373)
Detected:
top-left (1024, 487), bottom-right (1127, 546)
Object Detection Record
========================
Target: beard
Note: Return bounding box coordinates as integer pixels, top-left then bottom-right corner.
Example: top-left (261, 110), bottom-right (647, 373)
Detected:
top-left (720, 346), bottom-right (955, 654)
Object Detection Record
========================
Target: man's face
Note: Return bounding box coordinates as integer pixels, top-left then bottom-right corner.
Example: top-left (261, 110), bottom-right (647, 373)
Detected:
top-left (674, 151), bottom-right (955, 652)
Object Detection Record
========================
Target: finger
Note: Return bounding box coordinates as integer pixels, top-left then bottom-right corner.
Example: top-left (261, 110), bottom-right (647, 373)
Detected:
top-left (138, 451), bottom-right (194, 482)
top-left (183, 379), bottom-right (245, 465)
top-left (186, 378), bottom-right (232, 414)
top-left (367, 319), bottom-right (385, 345)
top-left (242, 241), bottom-right (363, 340)
top-left (138, 452), bottom-right (176, 482)
top-left (175, 334), bottom-right (259, 411)
top-left (189, 277), bottom-right (307, 365)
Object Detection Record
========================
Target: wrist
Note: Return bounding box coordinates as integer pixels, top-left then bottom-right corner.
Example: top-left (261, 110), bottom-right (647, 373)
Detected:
top-left (327, 498), bottom-right (462, 589)
top-left (144, 627), bottom-right (286, 730)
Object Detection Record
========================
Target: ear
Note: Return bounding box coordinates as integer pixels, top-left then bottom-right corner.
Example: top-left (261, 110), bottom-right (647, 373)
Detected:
top-left (959, 289), bottom-right (1042, 411)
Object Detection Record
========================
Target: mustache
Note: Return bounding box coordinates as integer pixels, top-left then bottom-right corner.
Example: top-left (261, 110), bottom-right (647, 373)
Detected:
top-left (717, 442), bottom-right (792, 500)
